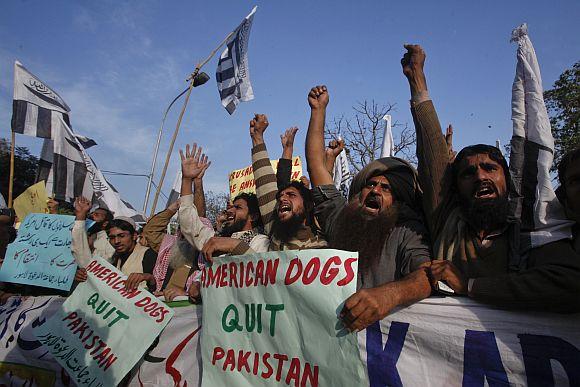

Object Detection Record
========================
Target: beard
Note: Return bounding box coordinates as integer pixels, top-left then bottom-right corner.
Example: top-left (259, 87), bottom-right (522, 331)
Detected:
top-left (271, 211), bottom-right (306, 242)
top-left (330, 200), bottom-right (399, 273)
top-left (168, 239), bottom-right (196, 269)
top-left (220, 219), bottom-right (246, 237)
top-left (459, 195), bottom-right (508, 233)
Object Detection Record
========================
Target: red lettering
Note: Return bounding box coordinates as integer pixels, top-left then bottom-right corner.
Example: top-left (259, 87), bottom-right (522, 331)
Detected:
top-left (301, 363), bottom-right (319, 387)
top-left (255, 260), bottom-right (265, 286)
top-left (284, 258), bottom-right (303, 285)
top-left (223, 349), bottom-right (236, 371)
top-left (273, 353), bottom-right (289, 381)
top-left (265, 259), bottom-right (279, 286)
top-left (237, 350), bottom-right (251, 372)
top-left (219, 264), bottom-right (228, 287)
top-left (261, 352), bottom-right (273, 379)
top-left (286, 357), bottom-right (301, 387)
top-left (321, 256), bottom-right (341, 285)
top-left (229, 262), bottom-right (238, 288)
top-left (62, 312), bottom-right (78, 322)
top-left (245, 261), bottom-right (254, 287)
top-left (212, 347), bottom-right (225, 365)
top-left (302, 258), bottom-right (320, 285)
top-left (135, 296), bottom-right (151, 307)
top-left (337, 257), bottom-right (357, 286)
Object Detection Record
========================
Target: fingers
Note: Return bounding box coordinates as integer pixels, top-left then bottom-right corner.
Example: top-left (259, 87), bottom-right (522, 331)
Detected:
top-left (310, 85), bottom-right (327, 97)
top-left (179, 149), bottom-right (185, 162)
top-left (185, 143), bottom-right (190, 159)
top-left (188, 282), bottom-right (202, 304)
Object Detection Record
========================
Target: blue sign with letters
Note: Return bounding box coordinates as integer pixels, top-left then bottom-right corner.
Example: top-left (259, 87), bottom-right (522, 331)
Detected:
top-left (0, 214), bottom-right (77, 291)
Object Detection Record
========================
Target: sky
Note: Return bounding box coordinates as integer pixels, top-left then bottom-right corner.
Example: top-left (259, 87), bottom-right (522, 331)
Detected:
top-left (1, 0), bottom-right (578, 215)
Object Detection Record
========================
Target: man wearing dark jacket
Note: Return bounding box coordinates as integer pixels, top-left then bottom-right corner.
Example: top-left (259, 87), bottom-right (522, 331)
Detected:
top-left (403, 44), bottom-right (580, 312)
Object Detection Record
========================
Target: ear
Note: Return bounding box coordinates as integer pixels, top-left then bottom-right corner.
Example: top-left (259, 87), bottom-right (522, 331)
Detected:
top-left (132, 233), bottom-right (138, 242)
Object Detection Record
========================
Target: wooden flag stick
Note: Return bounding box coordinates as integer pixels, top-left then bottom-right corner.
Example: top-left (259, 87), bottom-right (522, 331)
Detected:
top-left (8, 130), bottom-right (15, 207)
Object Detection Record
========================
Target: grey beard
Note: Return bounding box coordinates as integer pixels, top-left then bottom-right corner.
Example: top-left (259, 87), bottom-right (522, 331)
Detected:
top-left (168, 239), bottom-right (196, 269)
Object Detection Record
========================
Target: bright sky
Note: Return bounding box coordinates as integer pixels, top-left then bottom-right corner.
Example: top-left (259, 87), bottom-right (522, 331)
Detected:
top-left (1, 0), bottom-right (578, 214)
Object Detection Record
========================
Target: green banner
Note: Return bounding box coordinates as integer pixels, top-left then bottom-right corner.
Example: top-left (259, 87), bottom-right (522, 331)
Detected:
top-left (34, 256), bottom-right (174, 386)
top-left (201, 249), bottom-right (367, 386)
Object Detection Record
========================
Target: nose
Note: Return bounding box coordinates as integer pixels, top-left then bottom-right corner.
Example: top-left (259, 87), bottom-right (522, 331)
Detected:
top-left (370, 184), bottom-right (382, 194)
top-left (475, 167), bottom-right (489, 181)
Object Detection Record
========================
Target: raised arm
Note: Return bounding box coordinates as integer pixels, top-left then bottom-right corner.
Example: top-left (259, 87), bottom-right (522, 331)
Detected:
top-left (193, 165), bottom-right (207, 218)
top-left (250, 114), bottom-right (278, 235)
top-left (71, 196), bottom-right (92, 267)
top-left (178, 143), bottom-right (214, 250)
top-left (276, 127), bottom-right (298, 189)
top-left (402, 44), bottom-right (452, 236)
top-left (324, 139), bottom-right (346, 177)
top-left (142, 199), bottom-right (179, 253)
top-left (305, 85), bottom-right (333, 186)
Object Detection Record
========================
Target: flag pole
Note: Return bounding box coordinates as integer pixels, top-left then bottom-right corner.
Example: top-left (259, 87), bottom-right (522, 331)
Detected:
top-left (8, 130), bottom-right (15, 207)
top-left (148, 29), bottom-right (237, 217)
top-left (142, 86), bottom-right (189, 214)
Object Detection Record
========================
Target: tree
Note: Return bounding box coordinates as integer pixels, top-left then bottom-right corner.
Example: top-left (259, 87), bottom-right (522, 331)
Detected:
top-left (544, 61), bottom-right (580, 169)
top-left (204, 190), bottom-right (229, 227)
top-left (0, 138), bottom-right (39, 202)
top-left (325, 100), bottom-right (416, 172)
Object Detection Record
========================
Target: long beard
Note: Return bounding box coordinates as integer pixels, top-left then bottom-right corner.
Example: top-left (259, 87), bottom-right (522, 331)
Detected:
top-left (168, 239), bottom-right (196, 269)
top-left (220, 219), bottom-right (246, 237)
top-left (330, 200), bottom-right (398, 273)
top-left (460, 195), bottom-right (508, 233)
top-left (271, 211), bottom-right (306, 242)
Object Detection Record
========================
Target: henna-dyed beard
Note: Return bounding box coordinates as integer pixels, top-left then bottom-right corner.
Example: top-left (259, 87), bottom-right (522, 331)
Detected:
top-left (330, 200), bottom-right (398, 273)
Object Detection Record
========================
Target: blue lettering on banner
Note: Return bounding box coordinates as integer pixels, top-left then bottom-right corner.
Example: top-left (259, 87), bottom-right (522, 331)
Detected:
top-left (463, 330), bottom-right (509, 386)
top-left (519, 334), bottom-right (580, 386)
top-left (366, 321), bottom-right (409, 387)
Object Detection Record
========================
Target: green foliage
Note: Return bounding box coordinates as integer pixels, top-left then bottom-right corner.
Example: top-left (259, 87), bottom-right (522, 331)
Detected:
top-left (544, 61), bottom-right (580, 169)
top-left (0, 138), bottom-right (39, 202)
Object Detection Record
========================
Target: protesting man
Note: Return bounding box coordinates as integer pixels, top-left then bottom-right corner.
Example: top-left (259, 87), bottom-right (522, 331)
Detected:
top-left (403, 44), bottom-right (580, 311)
top-left (305, 85), bottom-right (433, 331)
top-left (248, 114), bottom-right (327, 251)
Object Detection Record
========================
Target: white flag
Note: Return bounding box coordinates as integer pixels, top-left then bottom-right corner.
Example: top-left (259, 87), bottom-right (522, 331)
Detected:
top-left (333, 140), bottom-right (353, 198)
top-left (509, 23), bottom-right (572, 253)
top-left (216, 6), bottom-right (257, 114)
top-left (380, 114), bottom-right (394, 157)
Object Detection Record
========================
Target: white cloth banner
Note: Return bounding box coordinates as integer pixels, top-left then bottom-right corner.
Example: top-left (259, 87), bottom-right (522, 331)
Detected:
top-left (380, 114), bottom-right (394, 157)
top-left (1, 297), bottom-right (578, 386)
top-left (509, 23), bottom-right (573, 253)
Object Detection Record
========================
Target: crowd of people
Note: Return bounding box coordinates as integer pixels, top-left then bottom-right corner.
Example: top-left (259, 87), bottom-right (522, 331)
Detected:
top-left (1, 44), bottom-right (579, 332)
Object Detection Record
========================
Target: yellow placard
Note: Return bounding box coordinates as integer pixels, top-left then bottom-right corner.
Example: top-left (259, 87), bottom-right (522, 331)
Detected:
top-left (13, 181), bottom-right (49, 221)
top-left (228, 156), bottom-right (302, 199)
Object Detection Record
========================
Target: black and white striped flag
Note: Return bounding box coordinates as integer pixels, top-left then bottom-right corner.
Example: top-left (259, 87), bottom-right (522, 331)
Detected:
top-left (42, 117), bottom-right (144, 222)
top-left (11, 61), bottom-right (71, 139)
top-left (216, 6), bottom-right (257, 115)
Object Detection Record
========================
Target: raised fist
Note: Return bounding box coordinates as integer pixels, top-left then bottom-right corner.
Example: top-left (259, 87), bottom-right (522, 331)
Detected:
top-left (401, 44), bottom-right (426, 80)
top-left (308, 85), bottom-right (329, 110)
top-left (249, 114), bottom-right (269, 139)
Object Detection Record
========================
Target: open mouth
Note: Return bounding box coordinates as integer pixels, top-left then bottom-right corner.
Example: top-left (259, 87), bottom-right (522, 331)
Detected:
top-left (474, 184), bottom-right (497, 199)
top-left (278, 203), bottom-right (292, 215)
top-left (362, 196), bottom-right (381, 214)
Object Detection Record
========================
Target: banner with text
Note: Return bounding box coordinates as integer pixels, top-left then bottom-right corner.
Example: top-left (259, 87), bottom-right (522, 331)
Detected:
top-left (33, 256), bottom-right (174, 386)
top-left (201, 249), bottom-right (366, 387)
top-left (0, 213), bottom-right (77, 291)
top-left (1, 296), bottom-right (579, 386)
top-left (228, 156), bottom-right (302, 198)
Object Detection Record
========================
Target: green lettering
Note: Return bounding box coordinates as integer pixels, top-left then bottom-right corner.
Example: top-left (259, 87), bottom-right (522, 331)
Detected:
top-left (265, 304), bottom-right (284, 337)
top-left (221, 304), bottom-right (243, 333)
